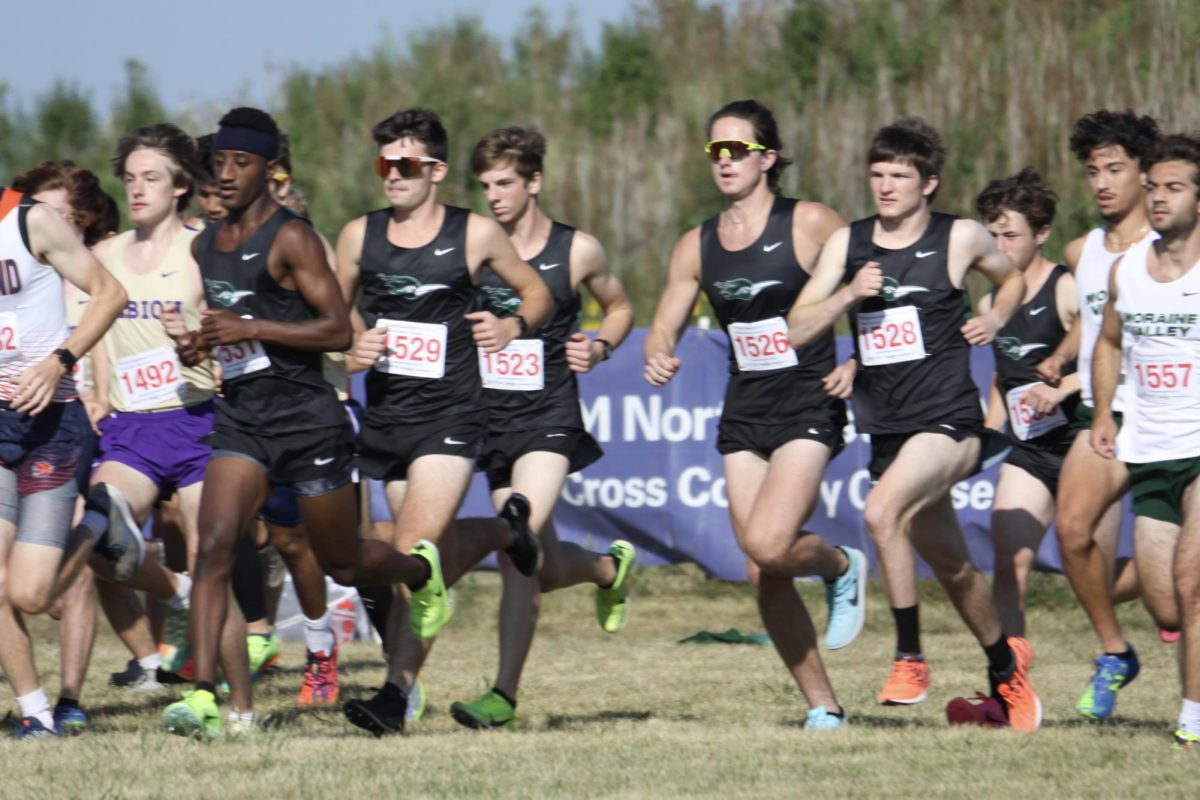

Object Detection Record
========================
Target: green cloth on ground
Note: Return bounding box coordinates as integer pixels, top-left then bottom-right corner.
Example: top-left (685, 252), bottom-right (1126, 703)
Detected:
top-left (678, 629), bottom-right (771, 645)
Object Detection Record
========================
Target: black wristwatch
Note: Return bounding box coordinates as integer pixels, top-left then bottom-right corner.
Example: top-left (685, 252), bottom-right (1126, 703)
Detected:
top-left (513, 314), bottom-right (529, 336)
top-left (596, 338), bottom-right (613, 362)
top-left (56, 348), bottom-right (78, 371)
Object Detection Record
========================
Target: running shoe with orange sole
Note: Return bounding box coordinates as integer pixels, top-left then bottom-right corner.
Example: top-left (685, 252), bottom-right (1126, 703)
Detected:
top-left (996, 636), bottom-right (1041, 731)
top-left (878, 656), bottom-right (930, 705)
top-left (298, 641), bottom-right (339, 706)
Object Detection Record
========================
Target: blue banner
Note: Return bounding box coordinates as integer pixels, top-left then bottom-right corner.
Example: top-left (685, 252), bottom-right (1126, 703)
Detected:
top-left (364, 329), bottom-right (1132, 581)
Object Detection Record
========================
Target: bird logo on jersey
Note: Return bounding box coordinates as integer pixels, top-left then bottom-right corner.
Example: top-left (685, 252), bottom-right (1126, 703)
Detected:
top-left (377, 275), bottom-right (450, 299)
top-left (995, 336), bottom-right (1048, 361)
top-left (204, 280), bottom-right (256, 307)
top-left (879, 276), bottom-right (929, 302)
top-left (478, 286), bottom-right (521, 314)
top-left (713, 279), bottom-right (782, 301)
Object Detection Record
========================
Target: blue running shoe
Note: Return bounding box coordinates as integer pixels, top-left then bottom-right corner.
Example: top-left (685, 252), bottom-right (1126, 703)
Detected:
top-left (7, 716), bottom-right (61, 739)
top-left (803, 706), bottom-right (845, 730)
top-left (1077, 647), bottom-right (1140, 720)
top-left (52, 704), bottom-right (87, 735)
top-left (824, 546), bottom-right (867, 650)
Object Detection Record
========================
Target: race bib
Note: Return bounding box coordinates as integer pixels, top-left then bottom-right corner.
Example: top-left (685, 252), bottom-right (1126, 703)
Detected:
top-left (1005, 381), bottom-right (1067, 441)
top-left (1132, 354), bottom-right (1195, 405)
top-left (479, 338), bottom-right (544, 391)
top-left (0, 312), bottom-right (20, 361)
top-left (215, 340), bottom-right (270, 380)
top-left (116, 346), bottom-right (184, 409)
top-left (857, 305), bottom-right (925, 366)
top-left (728, 318), bottom-right (798, 372)
top-left (376, 319), bottom-right (447, 379)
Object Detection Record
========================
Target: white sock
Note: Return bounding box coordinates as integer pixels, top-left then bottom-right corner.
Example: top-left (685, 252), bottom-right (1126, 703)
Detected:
top-left (304, 613), bottom-right (334, 655)
top-left (1179, 698), bottom-right (1200, 735)
top-left (167, 573), bottom-right (192, 611)
top-left (16, 688), bottom-right (53, 729)
top-left (138, 653), bottom-right (162, 671)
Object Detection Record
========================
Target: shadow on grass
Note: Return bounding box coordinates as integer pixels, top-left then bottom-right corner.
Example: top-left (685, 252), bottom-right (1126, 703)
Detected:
top-left (546, 710), bottom-right (655, 729)
top-left (1045, 717), bottom-right (1167, 733)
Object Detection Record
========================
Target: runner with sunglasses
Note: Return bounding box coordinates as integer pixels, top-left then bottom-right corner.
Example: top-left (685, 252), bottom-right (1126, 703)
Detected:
top-left (645, 99), bottom-right (867, 730)
top-left (787, 117), bottom-right (1042, 731)
top-left (338, 108), bottom-right (552, 736)
top-left (160, 107), bottom-right (439, 739)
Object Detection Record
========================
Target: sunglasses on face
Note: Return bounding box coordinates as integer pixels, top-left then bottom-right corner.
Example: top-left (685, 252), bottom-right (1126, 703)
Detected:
top-left (703, 139), bottom-right (767, 162)
top-left (374, 155), bottom-right (442, 179)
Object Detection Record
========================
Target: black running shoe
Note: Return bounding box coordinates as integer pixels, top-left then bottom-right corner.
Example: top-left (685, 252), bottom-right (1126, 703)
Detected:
top-left (89, 483), bottom-right (145, 582)
top-left (500, 493), bottom-right (540, 577)
top-left (344, 686), bottom-right (407, 737)
top-left (109, 659), bottom-right (165, 692)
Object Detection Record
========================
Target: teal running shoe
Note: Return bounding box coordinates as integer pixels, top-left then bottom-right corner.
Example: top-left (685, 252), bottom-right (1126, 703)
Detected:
top-left (803, 706), bottom-right (845, 730)
top-left (824, 546), bottom-right (867, 650)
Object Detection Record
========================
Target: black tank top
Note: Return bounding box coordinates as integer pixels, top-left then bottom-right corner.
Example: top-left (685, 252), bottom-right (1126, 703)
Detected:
top-left (699, 196), bottom-right (844, 425)
top-left (357, 205), bottom-right (480, 423)
top-left (477, 221), bottom-right (583, 431)
top-left (992, 264), bottom-right (1078, 442)
top-left (197, 206), bottom-right (343, 433)
top-left (845, 213), bottom-right (981, 434)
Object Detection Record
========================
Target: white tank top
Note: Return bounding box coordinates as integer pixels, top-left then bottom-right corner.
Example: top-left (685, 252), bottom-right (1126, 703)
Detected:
top-left (100, 228), bottom-right (215, 411)
top-left (0, 190), bottom-right (75, 403)
top-left (1077, 227), bottom-right (1157, 410)
top-left (1114, 237), bottom-right (1200, 463)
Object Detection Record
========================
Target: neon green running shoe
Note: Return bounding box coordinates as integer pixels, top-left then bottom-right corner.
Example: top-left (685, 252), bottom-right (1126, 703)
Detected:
top-left (450, 689), bottom-right (515, 730)
top-left (405, 679), bottom-right (426, 724)
top-left (159, 604), bottom-right (191, 676)
top-left (1174, 728), bottom-right (1200, 751)
top-left (247, 631), bottom-right (281, 675)
top-left (409, 539), bottom-right (451, 639)
top-left (595, 540), bottom-right (636, 633)
top-left (163, 689), bottom-right (220, 739)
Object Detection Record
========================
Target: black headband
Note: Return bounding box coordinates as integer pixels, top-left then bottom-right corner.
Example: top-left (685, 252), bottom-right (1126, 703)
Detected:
top-left (213, 126), bottom-right (279, 160)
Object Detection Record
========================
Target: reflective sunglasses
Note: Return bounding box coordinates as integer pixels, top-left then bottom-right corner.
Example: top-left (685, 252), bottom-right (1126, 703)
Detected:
top-left (374, 155), bottom-right (442, 178)
top-left (703, 139), bottom-right (767, 162)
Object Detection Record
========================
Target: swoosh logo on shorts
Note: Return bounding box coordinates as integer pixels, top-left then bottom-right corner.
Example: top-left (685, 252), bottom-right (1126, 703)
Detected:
top-left (444, 437), bottom-right (466, 445)
top-left (546, 433), bottom-right (568, 438)
top-left (314, 457), bottom-right (334, 465)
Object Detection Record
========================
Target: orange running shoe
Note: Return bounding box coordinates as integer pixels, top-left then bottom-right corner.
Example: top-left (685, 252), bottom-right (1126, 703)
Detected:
top-left (297, 641), bottom-right (339, 706)
top-left (877, 656), bottom-right (931, 705)
top-left (996, 636), bottom-right (1041, 732)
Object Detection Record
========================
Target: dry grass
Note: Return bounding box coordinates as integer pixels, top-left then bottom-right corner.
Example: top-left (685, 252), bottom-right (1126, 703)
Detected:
top-left (2, 566), bottom-right (1192, 799)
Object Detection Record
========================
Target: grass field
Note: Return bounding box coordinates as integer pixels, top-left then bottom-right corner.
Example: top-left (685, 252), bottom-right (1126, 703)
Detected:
top-left (1, 566), bottom-right (1193, 798)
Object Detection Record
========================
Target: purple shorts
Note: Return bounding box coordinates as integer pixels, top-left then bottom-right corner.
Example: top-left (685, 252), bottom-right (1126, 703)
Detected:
top-left (97, 401), bottom-right (214, 493)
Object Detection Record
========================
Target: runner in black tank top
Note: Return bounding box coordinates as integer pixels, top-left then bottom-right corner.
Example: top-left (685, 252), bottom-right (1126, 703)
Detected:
top-left (646, 101), bottom-right (867, 728)
top-left (338, 108), bottom-right (552, 737)
top-left (433, 128), bottom-right (635, 730)
top-left (163, 108), bottom-right (436, 740)
top-left (974, 169), bottom-right (1081, 650)
top-left (786, 118), bottom-right (1042, 730)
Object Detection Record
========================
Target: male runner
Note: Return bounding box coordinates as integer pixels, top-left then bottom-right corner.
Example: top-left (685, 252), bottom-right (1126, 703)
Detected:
top-left (1039, 110), bottom-right (1160, 719)
top-left (788, 117), bottom-right (1041, 730)
top-left (160, 107), bottom-right (438, 738)
top-left (411, 125), bottom-right (636, 729)
top-left (337, 107), bottom-right (551, 736)
top-left (975, 168), bottom-right (1080, 636)
top-left (1091, 132), bottom-right (1200, 748)
top-left (0, 181), bottom-right (130, 737)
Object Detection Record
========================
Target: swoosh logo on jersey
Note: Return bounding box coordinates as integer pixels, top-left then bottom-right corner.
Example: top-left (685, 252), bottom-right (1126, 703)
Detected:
top-left (161, 270), bottom-right (178, 278)
top-left (241, 252), bottom-right (260, 261)
top-left (538, 263), bottom-right (560, 271)
top-left (762, 241), bottom-right (783, 253)
top-left (313, 456), bottom-right (334, 466)
top-left (713, 278), bottom-right (783, 301)
top-left (434, 247), bottom-right (456, 256)
top-left (1184, 291), bottom-right (1200, 297)
top-left (1029, 306), bottom-right (1047, 315)
top-left (444, 437), bottom-right (466, 445)
top-left (915, 250), bottom-right (937, 258)
top-left (546, 432), bottom-right (568, 438)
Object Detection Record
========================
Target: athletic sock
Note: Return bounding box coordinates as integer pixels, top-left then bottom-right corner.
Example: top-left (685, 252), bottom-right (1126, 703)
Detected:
top-left (196, 680), bottom-right (217, 696)
top-left (1178, 698), bottom-right (1200, 736)
top-left (358, 585), bottom-right (394, 642)
top-left (17, 688), bottom-right (54, 729)
top-left (167, 573), bottom-right (192, 611)
top-left (1105, 644), bottom-right (1134, 660)
top-left (304, 613), bottom-right (335, 655)
top-left (138, 653), bottom-right (162, 672)
top-left (491, 687), bottom-right (517, 709)
top-left (54, 697), bottom-right (79, 710)
top-left (892, 605), bottom-right (921, 656)
top-left (230, 534), bottom-right (267, 623)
